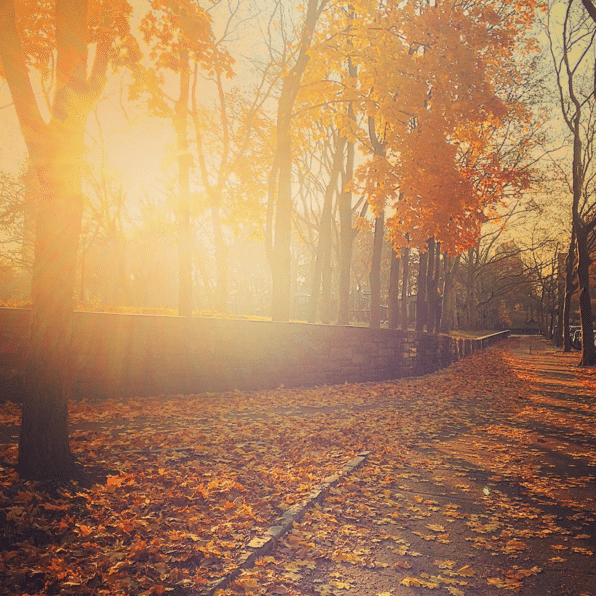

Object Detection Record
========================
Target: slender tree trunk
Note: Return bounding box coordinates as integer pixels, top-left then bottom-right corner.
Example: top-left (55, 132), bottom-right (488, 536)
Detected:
top-left (426, 238), bottom-right (436, 333)
top-left (388, 248), bottom-right (400, 329)
top-left (563, 230), bottom-right (576, 352)
top-left (400, 245), bottom-right (410, 330)
top-left (465, 247), bottom-right (478, 330)
top-left (370, 213), bottom-right (384, 328)
top-left (433, 243), bottom-right (442, 333)
top-left (175, 54), bottom-right (193, 317)
top-left (268, 0), bottom-right (322, 321)
top-left (192, 69), bottom-right (229, 313)
top-left (309, 134), bottom-right (345, 323)
top-left (212, 200), bottom-right (228, 312)
top-left (569, 106), bottom-right (595, 364)
top-left (416, 250), bottom-right (428, 332)
top-left (576, 225), bottom-right (595, 365)
top-left (554, 290), bottom-right (564, 347)
top-left (440, 254), bottom-right (460, 334)
top-left (337, 140), bottom-right (355, 325)
top-left (320, 232), bottom-right (333, 324)
top-left (554, 254), bottom-right (565, 347)
top-left (337, 18), bottom-right (357, 325)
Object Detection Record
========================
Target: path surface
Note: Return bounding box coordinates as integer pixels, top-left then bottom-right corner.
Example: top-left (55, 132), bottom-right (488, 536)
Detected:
top-left (1, 336), bottom-right (595, 596)
top-left (216, 336), bottom-right (596, 596)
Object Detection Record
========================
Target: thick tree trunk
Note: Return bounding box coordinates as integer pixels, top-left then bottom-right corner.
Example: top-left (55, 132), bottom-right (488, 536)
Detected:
top-left (400, 245), bottom-right (410, 330)
top-left (320, 240), bottom-right (333, 324)
top-left (416, 250), bottom-right (428, 332)
top-left (19, 129), bottom-right (84, 480)
top-left (388, 249), bottom-right (400, 329)
top-left (1, 0), bottom-right (114, 480)
top-left (369, 213), bottom-right (384, 328)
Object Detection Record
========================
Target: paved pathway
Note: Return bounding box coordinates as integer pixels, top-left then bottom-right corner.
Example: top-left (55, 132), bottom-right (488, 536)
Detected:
top-left (215, 336), bottom-right (596, 596)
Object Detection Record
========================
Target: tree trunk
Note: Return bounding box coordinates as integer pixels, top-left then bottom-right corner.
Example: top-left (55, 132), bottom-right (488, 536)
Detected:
top-left (465, 247), bottom-right (478, 330)
top-left (576, 225), bottom-right (595, 365)
top-left (554, 289), bottom-right (564, 347)
top-left (563, 230), bottom-right (576, 352)
top-left (337, 56), bottom-right (357, 326)
top-left (426, 238), bottom-right (436, 333)
top-left (212, 201), bottom-right (228, 312)
top-left (337, 158), bottom-right (355, 325)
top-left (370, 213), bottom-right (384, 328)
top-left (440, 254), bottom-right (460, 334)
top-left (400, 245), bottom-right (410, 330)
top-left (175, 54), bottom-right (193, 317)
top-left (0, 0), bottom-right (114, 480)
top-left (19, 148), bottom-right (83, 479)
top-left (309, 134), bottom-right (345, 323)
top-left (433, 243), bottom-right (442, 332)
top-left (268, 0), bottom-right (322, 321)
top-left (554, 252), bottom-right (565, 347)
top-left (416, 250), bottom-right (428, 332)
top-left (388, 248), bottom-right (400, 329)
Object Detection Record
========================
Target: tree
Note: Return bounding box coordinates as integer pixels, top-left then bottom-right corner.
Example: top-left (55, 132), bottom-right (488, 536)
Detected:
top-left (0, 0), bottom-right (137, 479)
top-left (137, 0), bottom-right (232, 316)
top-left (550, 0), bottom-right (596, 365)
top-left (322, 0), bottom-right (539, 336)
top-left (267, 0), bottom-right (329, 321)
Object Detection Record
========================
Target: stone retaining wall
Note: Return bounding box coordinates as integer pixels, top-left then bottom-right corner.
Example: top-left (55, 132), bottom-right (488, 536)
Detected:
top-left (0, 308), bottom-right (509, 400)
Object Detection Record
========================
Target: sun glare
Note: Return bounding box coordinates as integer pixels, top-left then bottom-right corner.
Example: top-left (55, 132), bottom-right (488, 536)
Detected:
top-left (102, 118), bottom-right (174, 195)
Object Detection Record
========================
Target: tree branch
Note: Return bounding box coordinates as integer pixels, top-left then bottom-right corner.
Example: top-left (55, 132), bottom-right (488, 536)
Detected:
top-left (0, 0), bottom-right (47, 155)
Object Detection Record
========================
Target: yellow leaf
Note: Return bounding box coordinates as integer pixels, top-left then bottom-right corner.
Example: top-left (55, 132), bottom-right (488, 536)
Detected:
top-left (446, 588), bottom-right (465, 596)
top-left (456, 565), bottom-right (475, 577)
top-left (401, 578), bottom-right (422, 587)
top-left (487, 577), bottom-right (522, 590)
top-left (329, 580), bottom-right (351, 589)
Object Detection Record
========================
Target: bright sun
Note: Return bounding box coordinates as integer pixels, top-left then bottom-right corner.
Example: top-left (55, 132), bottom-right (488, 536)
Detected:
top-left (101, 117), bottom-right (175, 195)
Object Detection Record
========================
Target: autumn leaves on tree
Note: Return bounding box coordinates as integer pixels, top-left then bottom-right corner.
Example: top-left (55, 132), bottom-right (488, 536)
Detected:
top-left (0, 0), bottom-right (545, 480)
top-left (282, 0), bottom-right (539, 325)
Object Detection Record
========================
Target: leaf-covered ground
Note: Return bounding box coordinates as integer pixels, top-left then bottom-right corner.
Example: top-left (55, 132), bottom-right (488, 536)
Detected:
top-left (1, 337), bottom-right (595, 596)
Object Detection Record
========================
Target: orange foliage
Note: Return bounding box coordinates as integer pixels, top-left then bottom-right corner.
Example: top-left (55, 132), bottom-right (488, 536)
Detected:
top-left (297, 0), bottom-right (541, 254)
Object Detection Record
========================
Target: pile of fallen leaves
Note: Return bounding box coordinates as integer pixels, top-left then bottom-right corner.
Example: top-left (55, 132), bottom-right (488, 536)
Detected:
top-left (1, 339), bottom-right (596, 596)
